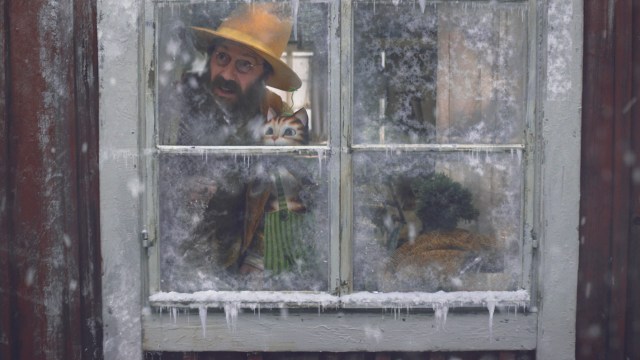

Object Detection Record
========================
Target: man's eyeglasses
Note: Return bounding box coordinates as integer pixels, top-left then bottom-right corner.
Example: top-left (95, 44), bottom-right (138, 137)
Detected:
top-left (211, 51), bottom-right (263, 74)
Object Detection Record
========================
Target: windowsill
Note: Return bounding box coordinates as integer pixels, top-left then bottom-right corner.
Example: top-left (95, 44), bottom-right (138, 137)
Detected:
top-left (143, 290), bottom-right (535, 352)
top-left (148, 289), bottom-right (530, 310)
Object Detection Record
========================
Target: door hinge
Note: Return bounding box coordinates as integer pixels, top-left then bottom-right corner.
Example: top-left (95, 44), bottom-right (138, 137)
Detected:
top-left (530, 228), bottom-right (538, 250)
top-left (141, 229), bottom-right (152, 248)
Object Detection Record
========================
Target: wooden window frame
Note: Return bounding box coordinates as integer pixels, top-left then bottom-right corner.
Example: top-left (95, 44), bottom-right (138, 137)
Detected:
top-left (98, 0), bottom-right (583, 358)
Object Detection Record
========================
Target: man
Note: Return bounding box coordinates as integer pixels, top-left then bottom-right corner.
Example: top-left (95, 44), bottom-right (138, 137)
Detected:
top-left (171, 3), bottom-right (305, 289)
top-left (177, 3), bottom-right (301, 145)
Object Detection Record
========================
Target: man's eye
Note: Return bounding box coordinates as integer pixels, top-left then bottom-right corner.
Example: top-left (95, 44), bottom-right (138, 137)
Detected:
top-left (236, 59), bottom-right (254, 72)
top-left (216, 52), bottom-right (230, 64)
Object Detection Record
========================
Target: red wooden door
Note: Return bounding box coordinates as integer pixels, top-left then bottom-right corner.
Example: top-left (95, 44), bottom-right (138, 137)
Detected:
top-left (0, 0), bottom-right (102, 359)
top-left (577, 0), bottom-right (640, 359)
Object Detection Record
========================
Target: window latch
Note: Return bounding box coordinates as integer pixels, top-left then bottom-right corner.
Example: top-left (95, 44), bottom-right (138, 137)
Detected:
top-left (334, 280), bottom-right (350, 296)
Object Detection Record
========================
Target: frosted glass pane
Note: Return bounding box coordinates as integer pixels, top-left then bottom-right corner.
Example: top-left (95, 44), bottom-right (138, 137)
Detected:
top-left (352, 151), bottom-right (523, 292)
top-left (353, 1), bottom-right (528, 145)
top-left (155, 1), bottom-right (329, 145)
top-left (158, 153), bottom-right (329, 292)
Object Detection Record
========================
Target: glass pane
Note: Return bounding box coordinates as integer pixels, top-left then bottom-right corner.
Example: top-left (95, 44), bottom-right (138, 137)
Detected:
top-left (158, 153), bottom-right (329, 292)
top-left (156, 1), bottom-right (329, 145)
top-left (352, 151), bottom-right (522, 292)
top-left (353, 1), bottom-right (528, 145)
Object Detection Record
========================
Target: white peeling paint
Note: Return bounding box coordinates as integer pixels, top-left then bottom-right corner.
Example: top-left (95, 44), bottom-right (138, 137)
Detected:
top-left (99, 0), bottom-right (143, 358)
top-left (537, 0), bottom-right (583, 357)
top-left (546, 0), bottom-right (573, 100)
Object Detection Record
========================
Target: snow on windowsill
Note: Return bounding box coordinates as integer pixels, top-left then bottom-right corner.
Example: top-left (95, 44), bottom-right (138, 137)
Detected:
top-left (148, 290), bottom-right (530, 337)
top-left (148, 289), bottom-right (530, 310)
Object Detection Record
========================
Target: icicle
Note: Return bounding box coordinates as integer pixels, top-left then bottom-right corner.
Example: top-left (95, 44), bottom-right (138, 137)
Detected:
top-left (198, 305), bottom-right (207, 338)
top-left (487, 300), bottom-right (496, 340)
top-left (392, 0), bottom-right (400, 7)
top-left (317, 149), bottom-right (324, 178)
top-left (418, 0), bottom-right (426, 13)
top-left (280, 304), bottom-right (289, 319)
top-left (517, 149), bottom-right (522, 164)
top-left (224, 303), bottom-right (240, 332)
top-left (171, 307), bottom-right (178, 323)
top-left (434, 303), bottom-right (448, 329)
top-left (291, 0), bottom-right (299, 42)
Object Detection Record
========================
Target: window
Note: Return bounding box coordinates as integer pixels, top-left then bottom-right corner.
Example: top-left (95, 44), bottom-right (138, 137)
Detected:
top-left (149, 1), bottom-right (333, 294)
top-left (99, 0), bottom-right (582, 357)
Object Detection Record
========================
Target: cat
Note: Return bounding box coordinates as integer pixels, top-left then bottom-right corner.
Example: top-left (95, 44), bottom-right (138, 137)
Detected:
top-left (256, 108), bottom-right (313, 273)
top-left (262, 107), bottom-right (309, 146)
top-left (259, 107), bottom-right (310, 213)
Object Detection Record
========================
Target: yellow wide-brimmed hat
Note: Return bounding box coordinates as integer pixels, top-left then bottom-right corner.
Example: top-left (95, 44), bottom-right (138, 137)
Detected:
top-left (192, 3), bottom-right (301, 91)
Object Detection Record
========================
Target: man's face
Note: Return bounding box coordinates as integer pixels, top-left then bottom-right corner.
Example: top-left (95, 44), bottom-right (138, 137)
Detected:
top-left (209, 41), bottom-right (266, 108)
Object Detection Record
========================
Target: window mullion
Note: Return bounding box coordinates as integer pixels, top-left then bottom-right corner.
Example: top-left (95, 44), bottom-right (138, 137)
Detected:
top-left (144, 0), bottom-right (160, 297)
top-left (337, 0), bottom-right (354, 295)
top-left (327, 0), bottom-right (345, 295)
top-left (522, 0), bottom-right (541, 309)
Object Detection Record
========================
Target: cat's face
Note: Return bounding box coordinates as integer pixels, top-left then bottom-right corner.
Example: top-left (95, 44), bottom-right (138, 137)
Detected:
top-left (262, 108), bottom-right (309, 146)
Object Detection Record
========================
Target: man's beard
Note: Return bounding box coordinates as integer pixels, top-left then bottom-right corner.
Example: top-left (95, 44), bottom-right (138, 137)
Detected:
top-left (208, 75), bottom-right (265, 120)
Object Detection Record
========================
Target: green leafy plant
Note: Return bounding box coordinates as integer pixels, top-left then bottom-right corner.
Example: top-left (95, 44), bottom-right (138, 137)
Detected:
top-left (412, 173), bottom-right (479, 232)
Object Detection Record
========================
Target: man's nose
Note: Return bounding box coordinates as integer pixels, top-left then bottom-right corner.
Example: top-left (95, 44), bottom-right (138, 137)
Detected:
top-left (218, 62), bottom-right (238, 81)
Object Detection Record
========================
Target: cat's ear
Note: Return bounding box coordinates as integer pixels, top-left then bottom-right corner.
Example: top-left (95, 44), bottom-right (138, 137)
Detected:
top-left (267, 107), bottom-right (277, 121)
top-left (294, 108), bottom-right (309, 127)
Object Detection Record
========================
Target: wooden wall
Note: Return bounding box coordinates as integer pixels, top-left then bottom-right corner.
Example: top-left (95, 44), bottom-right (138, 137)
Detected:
top-left (577, 0), bottom-right (640, 359)
top-left (0, 0), bottom-right (102, 359)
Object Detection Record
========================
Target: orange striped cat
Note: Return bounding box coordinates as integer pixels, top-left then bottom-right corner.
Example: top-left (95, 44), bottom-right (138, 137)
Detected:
top-left (262, 107), bottom-right (309, 146)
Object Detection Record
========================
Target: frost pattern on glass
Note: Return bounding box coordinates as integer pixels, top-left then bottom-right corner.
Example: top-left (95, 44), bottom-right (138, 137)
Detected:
top-left (353, 2), bottom-right (528, 144)
top-left (158, 154), bottom-right (329, 292)
top-left (155, 1), bottom-right (329, 146)
top-left (352, 151), bottom-right (522, 292)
